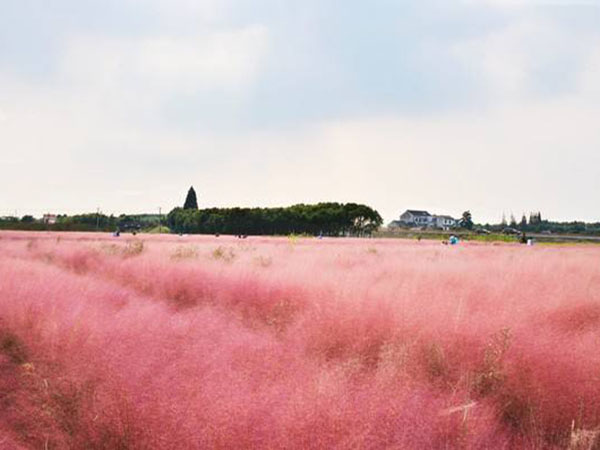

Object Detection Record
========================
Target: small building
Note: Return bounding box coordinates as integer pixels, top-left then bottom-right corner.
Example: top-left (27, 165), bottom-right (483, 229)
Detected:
top-left (432, 215), bottom-right (456, 230)
top-left (395, 210), bottom-right (456, 229)
top-left (399, 210), bottom-right (433, 226)
top-left (42, 214), bottom-right (57, 225)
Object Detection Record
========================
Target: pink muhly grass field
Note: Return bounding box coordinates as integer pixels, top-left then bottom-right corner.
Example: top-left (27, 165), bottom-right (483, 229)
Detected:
top-left (1, 230), bottom-right (600, 449)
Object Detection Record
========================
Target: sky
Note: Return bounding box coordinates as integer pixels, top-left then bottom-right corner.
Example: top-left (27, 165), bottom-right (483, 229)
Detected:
top-left (1, 0), bottom-right (599, 224)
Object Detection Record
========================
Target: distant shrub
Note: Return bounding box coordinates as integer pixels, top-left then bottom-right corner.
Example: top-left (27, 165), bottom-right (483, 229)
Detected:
top-left (473, 328), bottom-right (511, 396)
top-left (99, 243), bottom-right (120, 255)
top-left (211, 246), bottom-right (235, 262)
top-left (123, 240), bottom-right (144, 256)
top-left (26, 239), bottom-right (37, 251)
top-left (171, 245), bottom-right (199, 260)
top-left (0, 328), bottom-right (28, 364)
top-left (253, 255), bottom-right (272, 267)
top-left (146, 226), bottom-right (171, 234)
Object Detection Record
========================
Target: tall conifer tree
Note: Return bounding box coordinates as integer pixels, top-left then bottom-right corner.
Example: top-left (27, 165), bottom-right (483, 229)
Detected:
top-left (183, 186), bottom-right (198, 210)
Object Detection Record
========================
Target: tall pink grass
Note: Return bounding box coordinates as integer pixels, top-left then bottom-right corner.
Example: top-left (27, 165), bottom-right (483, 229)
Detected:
top-left (1, 230), bottom-right (600, 448)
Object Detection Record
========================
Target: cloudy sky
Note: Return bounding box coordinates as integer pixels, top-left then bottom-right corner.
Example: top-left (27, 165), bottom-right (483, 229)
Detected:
top-left (1, 0), bottom-right (599, 224)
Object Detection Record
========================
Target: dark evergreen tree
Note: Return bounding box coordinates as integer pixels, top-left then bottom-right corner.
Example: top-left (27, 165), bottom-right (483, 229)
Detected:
top-left (183, 186), bottom-right (198, 210)
top-left (529, 211), bottom-right (542, 225)
top-left (520, 213), bottom-right (527, 229)
top-left (459, 211), bottom-right (473, 230)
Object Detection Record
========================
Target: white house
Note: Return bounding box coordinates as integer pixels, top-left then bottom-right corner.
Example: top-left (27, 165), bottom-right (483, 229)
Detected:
top-left (432, 215), bottom-right (456, 230)
top-left (43, 214), bottom-right (57, 225)
top-left (399, 210), bottom-right (434, 226)
top-left (393, 210), bottom-right (456, 229)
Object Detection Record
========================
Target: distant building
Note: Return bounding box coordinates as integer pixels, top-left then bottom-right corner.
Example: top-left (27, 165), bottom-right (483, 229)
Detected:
top-left (42, 214), bottom-right (57, 225)
top-left (390, 210), bottom-right (456, 230)
top-left (432, 215), bottom-right (456, 230)
top-left (399, 210), bottom-right (434, 226)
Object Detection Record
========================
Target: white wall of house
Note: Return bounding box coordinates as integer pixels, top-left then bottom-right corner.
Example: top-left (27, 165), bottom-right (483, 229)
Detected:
top-left (432, 216), bottom-right (456, 229)
top-left (398, 210), bottom-right (456, 228)
top-left (399, 212), bottom-right (414, 223)
top-left (400, 212), bottom-right (434, 225)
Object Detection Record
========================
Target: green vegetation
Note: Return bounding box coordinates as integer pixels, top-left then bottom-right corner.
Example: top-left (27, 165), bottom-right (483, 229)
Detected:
top-left (183, 186), bottom-right (198, 210)
top-left (375, 229), bottom-right (600, 244)
top-left (459, 210), bottom-right (473, 230)
top-left (483, 213), bottom-right (600, 235)
top-left (3, 196), bottom-right (599, 240)
top-left (167, 203), bottom-right (383, 236)
top-left (146, 225), bottom-right (171, 234)
top-left (0, 213), bottom-right (164, 233)
top-left (0, 201), bottom-right (382, 237)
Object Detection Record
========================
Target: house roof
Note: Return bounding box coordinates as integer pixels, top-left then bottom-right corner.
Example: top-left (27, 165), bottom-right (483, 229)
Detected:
top-left (404, 210), bottom-right (431, 217)
top-left (435, 215), bottom-right (455, 220)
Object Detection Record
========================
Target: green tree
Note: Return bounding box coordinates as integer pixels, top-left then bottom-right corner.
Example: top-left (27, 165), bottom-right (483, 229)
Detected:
top-left (460, 210), bottom-right (473, 230)
top-left (166, 202), bottom-right (383, 236)
top-left (344, 203), bottom-right (383, 236)
top-left (183, 186), bottom-right (198, 210)
top-left (520, 214), bottom-right (527, 229)
top-left (529, 211), bottom-right (542, 225)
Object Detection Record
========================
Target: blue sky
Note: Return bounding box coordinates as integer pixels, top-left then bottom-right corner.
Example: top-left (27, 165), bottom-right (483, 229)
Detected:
top-left (1, 0), bottom-right (599, 223)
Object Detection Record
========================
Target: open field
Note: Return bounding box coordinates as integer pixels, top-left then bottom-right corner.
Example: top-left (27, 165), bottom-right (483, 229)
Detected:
top-left (1, 231), bottom-right (600, 449)
top-left (375, 229), bottom-right (600, 244)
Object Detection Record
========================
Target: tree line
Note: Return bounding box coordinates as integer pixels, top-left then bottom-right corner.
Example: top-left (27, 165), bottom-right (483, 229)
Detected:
top-left (0, 214), bottom-right (161, 232)
top-left (480, 211), bottom-right (600, 235)
top-left (166, 203), bottom-right (383, 236)
top-left (3, 211), bottom-right (600, 236)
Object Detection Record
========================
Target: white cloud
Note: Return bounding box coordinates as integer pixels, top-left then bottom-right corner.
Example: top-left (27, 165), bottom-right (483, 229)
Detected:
top-left (578, 43), bottom-right (600, 98)
top-left (125, 0), bottom-right (229, 23)
top-left (59, 25), bottom-right (269, 93)
top-left (1, 72), bottom-right (599, 221)
top-left (463, 0), bottom-right (600, 7)
top-left (2, 3), bottom-right (600, 222)
top-left (137, 27), bottom-right (269, 91)
top-left (452, 16), bottom-right (594, 101)
top-left (303, 97), bottom-right (599, 222)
